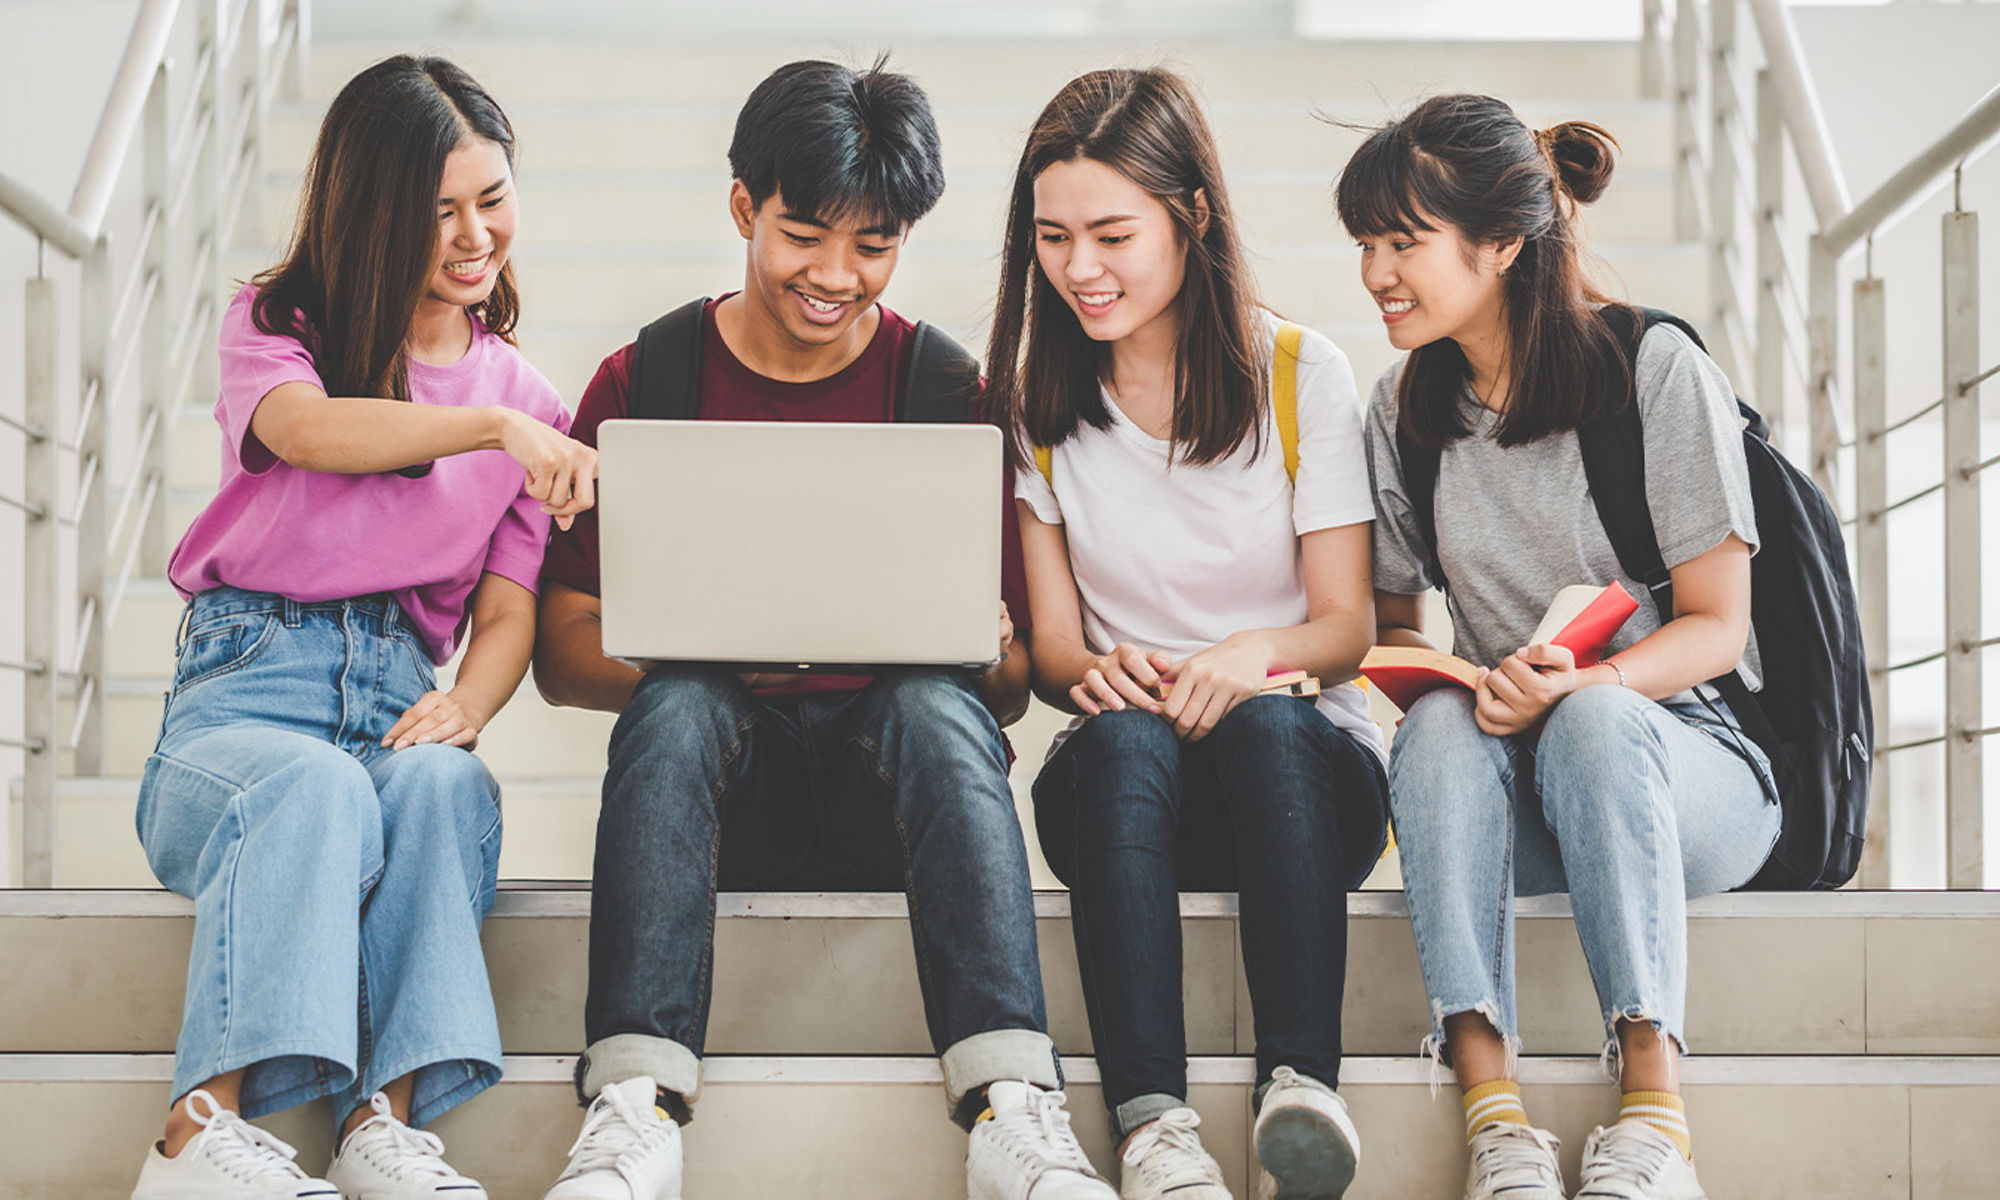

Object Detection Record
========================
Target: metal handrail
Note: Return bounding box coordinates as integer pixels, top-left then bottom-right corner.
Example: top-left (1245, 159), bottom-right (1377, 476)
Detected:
top-left (1746, 0), bottom-right (1851, 227)
top-left (0, 169), bottom-right (92, 258)
top-left (1823, 84), bottom-right (2000, 257)
top-left (67, 0), bottom-right (185, 237)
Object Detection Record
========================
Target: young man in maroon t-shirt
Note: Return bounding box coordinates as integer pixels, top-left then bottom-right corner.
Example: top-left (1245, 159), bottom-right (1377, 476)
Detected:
top-left (532, 61), bottom-right (1115, 1200)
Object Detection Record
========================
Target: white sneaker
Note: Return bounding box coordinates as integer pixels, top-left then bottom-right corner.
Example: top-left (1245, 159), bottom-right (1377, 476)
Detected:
top-left (325, 1093), bottom-right (486, 1198)
top-left (1575, 1122), bottom-right (1706, 1200)
top-left (1118, 1107), bottom-right (1229, 1199)
top-left (541, 1076), bottom-right (683, 1200)
top-left (130, 1089), bottom-right (339, 1199)
top-left (1462, 1122), bottom-right (1565, 1199)
top-left (1252, 1067), bottom-right (1359, 1199)
top-left (966, 1080), bottom-right (1118, 1200)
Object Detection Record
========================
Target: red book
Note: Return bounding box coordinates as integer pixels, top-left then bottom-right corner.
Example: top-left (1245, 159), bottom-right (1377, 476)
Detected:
top-left (1360, 582), bottom-right (1640, 713)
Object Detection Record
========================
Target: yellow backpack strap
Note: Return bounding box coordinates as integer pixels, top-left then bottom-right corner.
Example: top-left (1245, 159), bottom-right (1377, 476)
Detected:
top-left (1274, 322), bottom-right (1303, 483)
top-left (1034, 443), bottom-right (1054, 487)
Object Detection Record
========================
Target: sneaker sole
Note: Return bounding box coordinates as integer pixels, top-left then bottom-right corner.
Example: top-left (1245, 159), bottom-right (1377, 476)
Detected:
top-left (1255, 1108), bottom-right (1358, 1199)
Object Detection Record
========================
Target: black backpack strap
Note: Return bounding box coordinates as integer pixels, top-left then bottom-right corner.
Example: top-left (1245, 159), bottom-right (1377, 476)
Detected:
top-left (899, 320), bottom-right (984, 423)
top-left (1577, 306), bottom-right (1676, 623)
top-left (627, 296), bottom-right (710, 420)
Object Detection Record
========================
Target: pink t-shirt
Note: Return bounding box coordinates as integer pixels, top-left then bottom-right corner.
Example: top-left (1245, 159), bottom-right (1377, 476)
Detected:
top-left (168, 283), bottom-right (571, 662)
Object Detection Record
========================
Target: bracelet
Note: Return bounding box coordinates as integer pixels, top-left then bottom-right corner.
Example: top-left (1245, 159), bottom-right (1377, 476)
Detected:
top-left (1604, 659), bottom-right (1628, 688)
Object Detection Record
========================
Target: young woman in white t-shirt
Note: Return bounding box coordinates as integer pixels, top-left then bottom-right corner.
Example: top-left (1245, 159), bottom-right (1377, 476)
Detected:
top-left (986, 68), bottom-right (1390, 1200)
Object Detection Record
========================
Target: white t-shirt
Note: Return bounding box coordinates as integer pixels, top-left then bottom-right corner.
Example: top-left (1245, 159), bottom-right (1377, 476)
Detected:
top-left (1014, 313), bottom-right (1386, 763)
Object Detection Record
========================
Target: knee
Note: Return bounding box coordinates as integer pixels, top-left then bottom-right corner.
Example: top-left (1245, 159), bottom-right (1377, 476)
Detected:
top-left (1392, 687), bottom-right (1481, 757)
top-left (1207, 693), bottom-right (1322, 758)
top-left (614, 666), bottom-right (754, 759)
top-left (873, 671), bottom-right (996, 736)
top-left (1538, 684), bottom-right (1662, 769)
top-left (378, 743), bottom-right (499, 832)
top-left (1063, 706), bottom-right (1178, 767)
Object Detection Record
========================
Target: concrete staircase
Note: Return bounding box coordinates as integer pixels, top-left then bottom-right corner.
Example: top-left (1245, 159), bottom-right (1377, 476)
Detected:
top-left (7, 30), bottom-right (1998, 1200)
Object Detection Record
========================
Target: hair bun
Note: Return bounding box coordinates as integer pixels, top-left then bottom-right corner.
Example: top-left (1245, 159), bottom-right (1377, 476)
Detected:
top-left (1540, 121), bottom-right (1619, 206)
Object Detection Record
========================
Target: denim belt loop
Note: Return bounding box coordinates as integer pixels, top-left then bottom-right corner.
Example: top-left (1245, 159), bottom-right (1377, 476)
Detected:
top-left (382, 594), bottom-right (406, 637)
top-left (282, 596), bottom-right (303, 628)
top-left (174, 601), bottom-right (195, 656)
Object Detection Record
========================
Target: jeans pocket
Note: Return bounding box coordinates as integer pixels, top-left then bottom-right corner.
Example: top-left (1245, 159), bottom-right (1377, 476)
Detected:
top-left (173, 613), bottom-right (278, 692)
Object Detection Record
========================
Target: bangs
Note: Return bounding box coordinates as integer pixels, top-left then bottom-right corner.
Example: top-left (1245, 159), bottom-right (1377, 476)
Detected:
top-left (1334, 127), bottom-right (1440, 238)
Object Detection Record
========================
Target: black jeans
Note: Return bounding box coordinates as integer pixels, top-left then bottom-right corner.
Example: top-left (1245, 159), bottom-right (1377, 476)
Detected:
top-left (581, 665), bottom-right (1059, 1118)
top-left (1032, 695), bottom-right (1388, 1139)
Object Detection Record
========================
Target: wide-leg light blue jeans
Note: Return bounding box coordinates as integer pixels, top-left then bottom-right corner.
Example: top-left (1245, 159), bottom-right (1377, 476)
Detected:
top-left (135, 587), bottom-right (504, 1128)
top-left (1387, 684), bottom-right (1780, 1065)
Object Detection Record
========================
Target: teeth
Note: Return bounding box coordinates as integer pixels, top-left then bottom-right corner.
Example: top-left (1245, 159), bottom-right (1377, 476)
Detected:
top-left (1077, 293), bottom-right (1119, 306)
top-left (1379, 298), bottom-right (1416, 314)
top-left (801, 294), bottom-right (845, 313)
top-left (443, 254), bottom-right (490, 276)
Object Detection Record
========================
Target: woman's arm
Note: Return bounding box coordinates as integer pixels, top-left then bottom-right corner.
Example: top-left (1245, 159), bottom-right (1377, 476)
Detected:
top-left (1158, 521), bottom-right (1376, 739)
top-left (1476, 534), bottom-right (1752, 735)
top-left (1374, 590), bottom-right (1438, 651)
top-left (974, 605), bottom-right (1032, 727)
top-left (251, 382), bottom-right (597, 526)
top-left (382, 572), bottom-right (538, 750)
top-left (1018, 502), bottom-right (1165, 718)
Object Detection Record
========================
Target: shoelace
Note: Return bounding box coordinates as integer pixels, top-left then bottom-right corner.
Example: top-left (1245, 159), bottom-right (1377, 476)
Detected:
top-left (183, 1089), bottom-right (311, 1183)
top-left (1579, 1125), bottom-right (1671, 1189)
top-left (1121, 1108), bottom-right (1216, 1188)
top-left (1471, 1124), bottom-right (1563, 1188)
top-left (991, 1086), bottom-right (1097, 1178)
top-left (565, 1084), bottom-right (670, 1174)
top-left (346, 1093), bottom-right (455, 1180)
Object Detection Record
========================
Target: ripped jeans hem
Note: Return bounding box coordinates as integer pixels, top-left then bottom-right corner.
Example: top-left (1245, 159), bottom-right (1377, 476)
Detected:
top-left (1420, 998), bottom-right (1521, 1099)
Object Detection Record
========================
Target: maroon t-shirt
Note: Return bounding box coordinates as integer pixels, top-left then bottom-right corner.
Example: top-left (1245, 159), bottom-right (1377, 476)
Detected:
top-left (543, 295), bottom-right (1031, 700)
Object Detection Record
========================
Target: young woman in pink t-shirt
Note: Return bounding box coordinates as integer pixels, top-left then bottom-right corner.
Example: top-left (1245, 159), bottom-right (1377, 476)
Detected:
top-left (130, 56), bottom-right (593, 1200)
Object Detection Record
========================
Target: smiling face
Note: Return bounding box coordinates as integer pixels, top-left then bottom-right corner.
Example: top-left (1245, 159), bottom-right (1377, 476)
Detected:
top-left (732, 181), bottom-right (905, 350)
top-left (428, 136), bottom-right (515, 310)
top-left (1031, 156), bottom-right (1190, 349)
top-left (1355, 213), bottom-right (1514, 353)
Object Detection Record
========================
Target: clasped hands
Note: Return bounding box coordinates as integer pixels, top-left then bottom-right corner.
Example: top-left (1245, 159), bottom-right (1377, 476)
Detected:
top-left (1071, 635), bottom-right (1273, 741)
top-left (1472, 642), bottom-right (1587, 737)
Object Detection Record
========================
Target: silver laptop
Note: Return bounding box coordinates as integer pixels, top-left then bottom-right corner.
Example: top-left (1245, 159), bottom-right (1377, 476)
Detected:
top-left (596, 420), bottom-right (1004, 671)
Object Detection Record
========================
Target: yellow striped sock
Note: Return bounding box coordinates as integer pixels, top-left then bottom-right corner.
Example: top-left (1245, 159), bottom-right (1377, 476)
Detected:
top-left (1462, 1080), bottom-right (1530, 1143)
top-left (1620, 1090), bottom-right (1692, 1159)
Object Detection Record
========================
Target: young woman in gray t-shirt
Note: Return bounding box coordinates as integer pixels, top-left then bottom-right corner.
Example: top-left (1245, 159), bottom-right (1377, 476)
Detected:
top-left (1336, 94), bottom-right (1779, 1200)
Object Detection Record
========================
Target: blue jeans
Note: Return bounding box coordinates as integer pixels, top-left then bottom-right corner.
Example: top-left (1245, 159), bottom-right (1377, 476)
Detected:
top-left (582, 665), bottom-right (1058, 1120)
top-left (1387, 685), bottom-right (1781, 1066)
top-left (135, 587), bottom-right (504, 1128)
top-left (1032, 696), bottom-right (1390, 1140)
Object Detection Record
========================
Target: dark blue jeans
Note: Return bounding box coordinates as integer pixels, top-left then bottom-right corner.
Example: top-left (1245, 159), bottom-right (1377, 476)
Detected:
top-left (582, 665), bottom-right (1059, 1119)
top-left (1032, 696), bottom-right (1388, 1139)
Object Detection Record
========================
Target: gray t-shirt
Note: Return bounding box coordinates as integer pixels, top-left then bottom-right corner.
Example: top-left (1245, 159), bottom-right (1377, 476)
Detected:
top-left (1365, 324), bottom-right (1760, 706)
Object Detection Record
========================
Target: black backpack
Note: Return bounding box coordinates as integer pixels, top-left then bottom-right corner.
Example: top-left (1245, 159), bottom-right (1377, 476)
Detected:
top-left (625, 296), bottom-right (984, 424)
top-left (1397, 307), bottom-right (1871, 890)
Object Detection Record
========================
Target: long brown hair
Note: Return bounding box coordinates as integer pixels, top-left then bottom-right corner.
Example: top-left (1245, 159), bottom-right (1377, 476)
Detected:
top-left (1334, 93), bottom-right (1631, 448)
top-left (252, 55), bottom-right (520, 401)
top-left (987, 68), bottom-right (1267, 469)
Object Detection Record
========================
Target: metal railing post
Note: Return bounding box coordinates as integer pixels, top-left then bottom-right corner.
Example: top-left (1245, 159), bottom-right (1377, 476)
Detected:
top-left (1941, 207), bottom-right (1982, 889)
top-left (1806, 236), bottom-right (1839, 493)
top-left (1853, 277), bottom-right (1890, 888)
top-left (1708, 0), bottom-right (1741, 381)
top-left (24, 272), bottom-right (60, 888)
top-left (243, 0), bottom-right (271, 248)
top-left (1673, 0), bottom-right (1704, 242)
top-left (1755, 69), bottom-right (1788, 428)
top-left (75, 238), bottom-right (112, 777)
top-left (1642, 0), bottom-right (1666, 99)
top-left (283, 0), bottom-right (311, 101)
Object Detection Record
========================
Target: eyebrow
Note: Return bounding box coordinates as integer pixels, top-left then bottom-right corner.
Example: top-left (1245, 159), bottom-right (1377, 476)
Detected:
top-left (441, 178), bottom-right (510, 204)
top-left (1035, 214), bottom-right (1141, 230)
top-left (780, 209), bottom-right (900, 239)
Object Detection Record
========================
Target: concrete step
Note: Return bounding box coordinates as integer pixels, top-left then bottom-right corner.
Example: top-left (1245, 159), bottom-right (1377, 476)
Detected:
top-left (269, 94), bottom-right (1674, 178)
top-left (2, 1052), bottom-right (1992, 1198)
top-left (296, 38), bottom-right (1653, 107)
top-left (4, 889), bottom-right (1995, 1060)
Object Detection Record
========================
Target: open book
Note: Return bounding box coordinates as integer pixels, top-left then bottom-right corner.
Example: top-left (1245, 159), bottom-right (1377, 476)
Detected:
top-left (1360, 582), bottom-right (1640, 712)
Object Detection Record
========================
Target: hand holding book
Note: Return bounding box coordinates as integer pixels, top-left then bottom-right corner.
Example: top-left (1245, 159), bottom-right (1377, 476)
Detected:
top-left (1360, 582), bottom-right (1639, 715)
